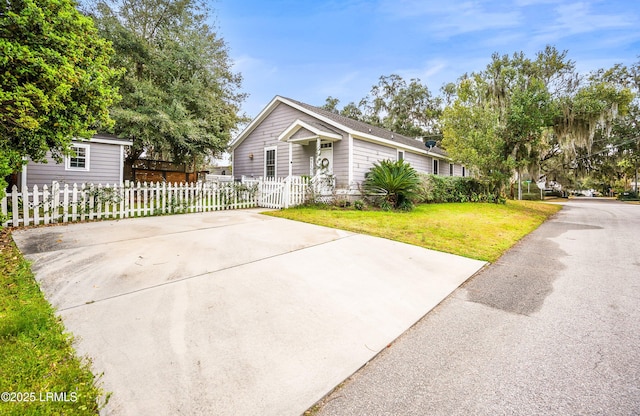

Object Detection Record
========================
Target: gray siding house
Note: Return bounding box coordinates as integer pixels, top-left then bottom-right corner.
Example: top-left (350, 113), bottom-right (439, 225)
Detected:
top-left (230, 96), bottom-right (465, 190)
top-left (19, 134), bottom-right (132, 188)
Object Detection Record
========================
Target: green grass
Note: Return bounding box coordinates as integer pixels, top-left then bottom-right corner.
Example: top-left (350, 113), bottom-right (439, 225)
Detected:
top-left (0, 230), bottom-right (105, 415)
top-left (265, 200), bottom-right (562, 262)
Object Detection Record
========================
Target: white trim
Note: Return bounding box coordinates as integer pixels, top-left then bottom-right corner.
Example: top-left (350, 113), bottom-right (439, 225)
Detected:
top-left (74, 136), bottom-right (133, 146)
top-left (278, 119), bottom-right (342, 144)
top-left (348, 134), bottom-right (354, 185)
top-left (231, 149), bottom-right (235, 177)
top-left (288, 143), bottom-right (293, 177)
top-left (264, 146), bottom-right (277, 178)
top-left (21, 157), bottom-right (28, 188)
top-left (119, 145), bottom-right (124, 184)
top-left (65, 143), bottom-right (90, 171)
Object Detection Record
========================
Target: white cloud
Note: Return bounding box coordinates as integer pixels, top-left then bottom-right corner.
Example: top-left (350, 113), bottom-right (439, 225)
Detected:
top-left (528, 1), bottom-right (635, 44)
top-left (378, 0), bottom-right (522, 37)
top-left (552, 2), bottom-right (635, 34)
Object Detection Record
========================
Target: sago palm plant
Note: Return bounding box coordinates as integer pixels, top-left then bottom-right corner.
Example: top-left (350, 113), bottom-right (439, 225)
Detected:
top-left (363, 159), bottom-right (421, 210)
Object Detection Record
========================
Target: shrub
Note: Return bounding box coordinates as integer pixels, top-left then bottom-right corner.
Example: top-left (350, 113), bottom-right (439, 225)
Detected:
top-left (618, 191), bottom-right (639, 201)
top-left (417, 174), bottom-right (500, 203)
top-left (363, 160), bottom-right (421, 210)
top-left (521, 192), bottom-right (542, 201)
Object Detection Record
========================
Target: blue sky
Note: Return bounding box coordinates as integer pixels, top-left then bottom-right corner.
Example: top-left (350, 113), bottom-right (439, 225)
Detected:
top-left (214, 0), bottom-right (640, 119)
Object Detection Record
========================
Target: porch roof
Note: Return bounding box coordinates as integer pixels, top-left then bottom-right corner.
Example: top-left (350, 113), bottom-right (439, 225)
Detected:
top-left (278, 119), bottom-right (342, 145)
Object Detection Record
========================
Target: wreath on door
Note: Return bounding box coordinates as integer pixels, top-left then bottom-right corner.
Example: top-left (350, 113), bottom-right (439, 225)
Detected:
top-left (320, 158), bottom-right (330, 169)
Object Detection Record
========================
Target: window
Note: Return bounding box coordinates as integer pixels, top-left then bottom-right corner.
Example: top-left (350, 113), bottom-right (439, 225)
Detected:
top-left (320, 142), bottom-right (333, 149)
top-left (265, 147), bottom-right (276, 178)
top-left (462, 166), bottom-right (466, 177)
top-left (65, 144), bottom-right (90, 171)
top-left (433, 159), bottom-right (439, 175)
top-left (397, 150), bottom-right (405, 161)
top-left (449, 163), bottom-right (454, 176)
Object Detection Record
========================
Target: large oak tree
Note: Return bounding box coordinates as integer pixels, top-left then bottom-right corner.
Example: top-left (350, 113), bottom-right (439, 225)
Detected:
top-left (88, 0), bottom-right (246, 168)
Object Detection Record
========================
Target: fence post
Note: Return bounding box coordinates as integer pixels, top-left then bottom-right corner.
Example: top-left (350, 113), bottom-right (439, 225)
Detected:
top-left (71, 184), bottom-right (78, 221)
top-left (284, 177), bottom-right (291, 209)
top-left (52, 182), bottom-right (60, 223)
top-left (80, 183), bottom-right (87, 222)
top-left (61, 184), bottom-right (69, 223)
top-left (43, 185), bottom-right (50, 225)
top-left (1, 189), bottom-right (8, 227)
top-left (86, 184), bottom-right (94, 220)
top-left (11, 185), bottom-right (21, 227)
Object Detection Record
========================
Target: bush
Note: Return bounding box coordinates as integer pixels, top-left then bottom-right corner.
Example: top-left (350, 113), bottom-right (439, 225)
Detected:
top-left (618, 191), bottom-right (639, 201)
top-left (417, 174), bottom-right (501, 203)
top-left (363, 160), bottom-right (421, 210)
top-left (521, 192), bottom-right (542, 201)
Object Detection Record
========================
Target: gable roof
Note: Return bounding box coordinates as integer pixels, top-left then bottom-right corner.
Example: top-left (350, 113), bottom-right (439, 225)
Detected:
top-left (231, 96), bottom-right (447, 158)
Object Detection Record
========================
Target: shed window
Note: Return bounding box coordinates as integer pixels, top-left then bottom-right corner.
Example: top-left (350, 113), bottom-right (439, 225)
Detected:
top-left (433, 159), bottom-right (439, 175)
top-left (65, 144), bottom-right (90, 171)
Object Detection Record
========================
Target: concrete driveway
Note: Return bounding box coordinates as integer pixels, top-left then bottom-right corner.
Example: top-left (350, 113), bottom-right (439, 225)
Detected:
top-left (12, 209), bottom-right (486, 415)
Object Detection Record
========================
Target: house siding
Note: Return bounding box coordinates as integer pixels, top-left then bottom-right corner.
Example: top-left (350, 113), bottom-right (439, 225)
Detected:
top-left (352, 138), bottom-right (398, 184)
top-left (290, 127), bottom-right (316, 141)
top-left (233, 102), bottom-right (351, 185)
top-left (26, 142), bottom-right (123, 187)
top-left (404, 151), bottom-right (431, 174)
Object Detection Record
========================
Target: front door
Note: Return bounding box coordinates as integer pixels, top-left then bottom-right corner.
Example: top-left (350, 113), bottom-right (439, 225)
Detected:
top-left (319, 142), bottom-right (333, 173)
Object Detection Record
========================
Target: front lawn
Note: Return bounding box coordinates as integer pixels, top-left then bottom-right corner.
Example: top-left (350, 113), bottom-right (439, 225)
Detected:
top-left (265, 201), bottom-right (561, 262)
top-left (0, 229), bottom-right (104, 415)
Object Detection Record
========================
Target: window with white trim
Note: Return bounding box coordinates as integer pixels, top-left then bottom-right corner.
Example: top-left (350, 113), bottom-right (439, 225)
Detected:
top-left (65, 144), bottom-right (90, 171)
top-left (265, 147), bottom-right (276, 178)
top-left (462, 166), bottom-right (466, 177)
top-left (397, 150), bottom-right (405, 161)
top-left (433, 159), bottom-right (439, 175)
top-left (449, 163), bottom-right (454, 176)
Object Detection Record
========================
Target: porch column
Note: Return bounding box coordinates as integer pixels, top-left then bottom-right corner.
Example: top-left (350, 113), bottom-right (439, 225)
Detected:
top-left (315, 137), bottom-right (321, 175)
top-left (288, 142), bottom-right (293, 177)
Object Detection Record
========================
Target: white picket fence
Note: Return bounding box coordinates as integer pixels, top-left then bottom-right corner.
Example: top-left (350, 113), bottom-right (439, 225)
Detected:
top-left (1, 176), bottom-right (309, 227)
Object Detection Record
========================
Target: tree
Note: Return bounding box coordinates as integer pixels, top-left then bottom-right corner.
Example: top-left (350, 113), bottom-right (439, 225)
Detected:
top-left (441, 76), bottom-right (509, 198)
top-left (361, 75), bottom-right (442, 137)
top-left (323, 74), bottom-right (442, 138)
top-left (442, 50), bottom-right (557, 198)
top-left (0, 0), bottom-right (120, 197)
top-left (88, 0), bottom-right (246, 167)
top-left (442, 47), bottom-right (632, 199)
top-left (321, 96), bottom-right (340, 113)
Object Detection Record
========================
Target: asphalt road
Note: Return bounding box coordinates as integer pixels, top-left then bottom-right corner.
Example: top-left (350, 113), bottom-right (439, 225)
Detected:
top-left (315, 198), bottom-right (640, 416)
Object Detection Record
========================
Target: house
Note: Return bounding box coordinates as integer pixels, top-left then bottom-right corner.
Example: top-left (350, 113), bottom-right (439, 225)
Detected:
top-left (230, 96), bottom-right (466, 191)
top-left (16, 134), bottom-right (132, 188)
